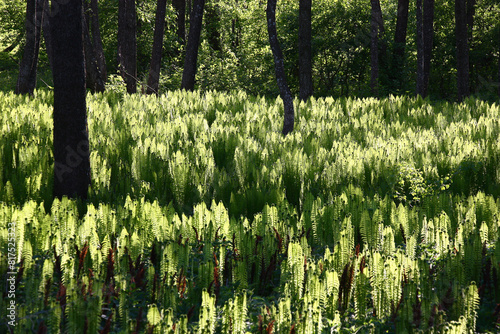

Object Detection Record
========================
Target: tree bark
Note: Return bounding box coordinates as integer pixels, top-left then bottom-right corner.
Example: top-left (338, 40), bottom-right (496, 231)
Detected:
top-left (392, 0), bottom-right (409, 92)
top-left (267, 0), bottom-right (294, 136)
top-left (298, 0), bottom-right (313, 101)
top-left (118, 0), bottom-right (137, 94)
top-left (393, 0), bottom-right (409, 67)
top-left (51, 0), bottom-right (91, 200)
top-left (172, 0), bottom-right (186, 45)
top-left (422, 0), bottom-right (435, 97)
top-left (16, 0), bottom-right (46, 95)
top-left (455, 0), bottom-right (470, 101)
top-left (231, 0), bottom-right (240, 53)
top-left (146, 0), bottom-right (168, 94)
top-left (416, 0), bottom-right (424, 96)
top-left (181, 0), bottom-right (205, 91)
top-left (205, 0), bottom-right (221, 51)
top-left (83, 0), bottom-right (105, 92)
top-left (370, 0), bottom-right (384, 97)
top-left (89, 0), bottom-right (106, 80)
top-left (42, 0), bottom-right (53, 71)
top-left (466, 0), bottom-right (475, 92)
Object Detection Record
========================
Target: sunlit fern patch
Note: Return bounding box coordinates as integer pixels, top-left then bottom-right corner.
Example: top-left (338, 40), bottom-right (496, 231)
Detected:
top-left (0, 90), bottom-right (499, 332)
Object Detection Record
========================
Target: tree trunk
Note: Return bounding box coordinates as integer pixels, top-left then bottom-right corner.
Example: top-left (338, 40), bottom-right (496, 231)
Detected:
top-left (146, 0), bottom-right (168, 94)
top-left (205, 0), bottom-right (221, 51)
top-left (267, 0), bottom-right (294, 136)
top-left (370, 0), bottom-right (384, 97)
top-left (498, 28), bottom-right (500, 99)
top-left (42, 0), bottom-right (53, 71)
top-left (392, 0), bottom-right (409, 92)
top-left (51, 0), bottom-right (91, 200)
top-left (172, 0), bottom-right (186, 45)
top-left (416, 0), bottom-right (424, 96)
top-left (455, 0), bottom-right (470, 101)
top-left (422, 0), bottom-right (435, 97)
top-left (118, 0), bottom-right (137, 94)
top-left (181, 0), bottom-right (205, 91)
top-left (16, 0), bottom-right (46, 95)
top-left (231, 0), bottom-right (240, 52)
top-left (90, 0), bottom-right (106, 80)
top-left (394, 0), bottom-right (409, 54)
top-left (298, 0), bottom-right (312, 101)
top-left (466, 0), bottom-right (475, 92)
top-left (83, 0), bottom-right (105, 92)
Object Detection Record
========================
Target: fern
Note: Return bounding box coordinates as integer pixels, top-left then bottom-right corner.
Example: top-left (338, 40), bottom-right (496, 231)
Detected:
top-left (462, 283), bottom-right (480, 330)
top-left (198, 289), bottom-right (216, 334)
top-left (286, 242), bottom-right (305, 300)
top-left (2, 91), bottom-right (500, 332)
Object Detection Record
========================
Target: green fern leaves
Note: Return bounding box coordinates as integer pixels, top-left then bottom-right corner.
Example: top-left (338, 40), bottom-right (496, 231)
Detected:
top-left (1, 91), bottom-right (499, 332)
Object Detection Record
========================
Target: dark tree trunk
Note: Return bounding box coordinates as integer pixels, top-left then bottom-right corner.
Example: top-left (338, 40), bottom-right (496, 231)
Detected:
top-left (181, 0), bottom-right (205, 91)
top-left (370, 0), bottom-right (384, 97)
top-left (455, 0), bottom-right (470, 101)
top-left (83, 0), bottom-right (105, 92)
top-left (51, 0), bottom-right (91, 200)
top-left (466, 0), bottom-right (475, 42)
top-left (42, 0), bottom-right (53, 71)
top-left (118, 0), bottom-right (137, 94)
top-left (89, 0), bottom-right (106, 79)
top-left (205, 0), bottom-right (221, 51)
top-left (498, 29), bottom-right (500, 99)
top-left (231, 19), bottom-right (240, 52)
top-left (422, 0), bottom-right (435, 97)
top-left (466, 0), bottom-right (475, 91)
top-left (392, 0), bottom-right (409, 92)
top-left (146, 0), bottom-right (168, 94)
top-left (394, 0), bottom-right (410, 66)
top-left (416, 0), bottom-right (424, 96)
top-left (16, 0), bottom-right (46, 95)
top-left (231, 0), bottom-right (240, 52)
top-left (298, 0), bottom-right (312, 101)
top-left (267, 0), bottom-right (294, 136)
top-left (172, 0), bottom-right (186, 45)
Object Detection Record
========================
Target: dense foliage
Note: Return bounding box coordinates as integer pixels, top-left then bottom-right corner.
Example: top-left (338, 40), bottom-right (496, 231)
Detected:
top-left (1, 0), bottom-right (499, 99)
top-left (1, 90), bottom-right (499, 332)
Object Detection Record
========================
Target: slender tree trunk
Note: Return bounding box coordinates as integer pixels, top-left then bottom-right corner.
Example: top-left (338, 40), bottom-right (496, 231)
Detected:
top-left (172, 0), bottom-right (186, 45)
top-left (42, 0), bottom-right (53, 71)
top-left (181, 0), bottom-right (205, 91)
top-left (118, 0), bottom-right (137, 94)
top-left (370, 0), bottom-right (384, 97)
top-left (298, 0), bottom-right (313, 101)
top-left (83, 0), bottom-right (105, 92)
top-left (205, 0), bottom-right (221, 51)
top-left (231, 0), bottom-right (240, 53)
top-left (267, 0), bottom-right (294, 136)
top-left (422, 0), bottom-right (435, 97)
top-left (392, 0), bottom-right (409, 92)
top-left (51, 0), bottom-right (91, 200)
top-left (498, 28), bottom-right (500, 99)
top-left (90, 0), bottom-right (106, 79)
top-left (231, 18), bottom-right (240, 51)
top-left (466, 0), bottom-right (475, 92)
top-left (16, 0), bottom-right (46, 95)
top-left (146, 0), bottom-right (168, 94)
top-left (416, 0), bottom-right (424, 96)
top-left (455, 0), bottom-right (470, 101)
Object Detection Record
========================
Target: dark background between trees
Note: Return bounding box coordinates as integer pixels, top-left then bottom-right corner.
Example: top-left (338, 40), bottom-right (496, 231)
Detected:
top-left (1, 0), bottom-right (500, 101)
